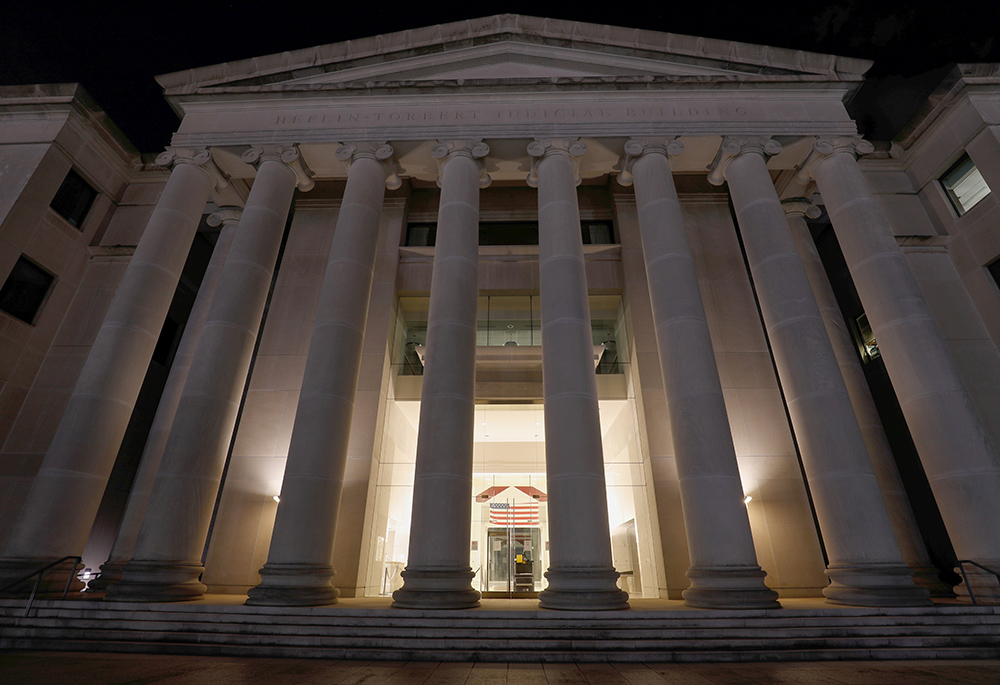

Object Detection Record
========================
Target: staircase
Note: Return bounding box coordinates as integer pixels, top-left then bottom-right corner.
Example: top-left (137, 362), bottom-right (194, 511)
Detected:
top-left (2, 598), bottom-right (999, 662)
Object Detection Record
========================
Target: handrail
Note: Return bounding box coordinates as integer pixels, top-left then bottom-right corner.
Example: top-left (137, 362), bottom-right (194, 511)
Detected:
top-left (0, 555), bottom-right (82, 618)
top-left (956, 560), bottom-right (1000, 605)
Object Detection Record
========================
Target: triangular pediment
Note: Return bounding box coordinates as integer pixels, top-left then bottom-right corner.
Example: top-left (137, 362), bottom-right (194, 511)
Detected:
top-left (156, 15), bottom-right (871, 96)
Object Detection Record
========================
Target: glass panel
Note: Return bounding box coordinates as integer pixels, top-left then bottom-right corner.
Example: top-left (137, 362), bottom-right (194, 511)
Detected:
top-left (941, 154), bottom-right (991, 215)
top-left (855, 312), bottom-right (880, 363)
top-left (50, 169), bottom-right (97, 229)
top-left (0, 257), bottom-right (55, 324)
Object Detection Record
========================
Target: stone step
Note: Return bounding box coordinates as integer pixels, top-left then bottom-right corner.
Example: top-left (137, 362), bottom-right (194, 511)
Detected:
top-left (4, 599), bottom-right (999, 663)
top-left (7, 623), bottom-right (1000, 652)
top-left (11, 616), bottom-right (1000, 641)
top-left (2, 635), bottom-right (1000, 663)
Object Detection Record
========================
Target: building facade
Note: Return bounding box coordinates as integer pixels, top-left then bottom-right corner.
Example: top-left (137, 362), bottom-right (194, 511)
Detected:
top-left (1, 16), bottom-right (999, 609)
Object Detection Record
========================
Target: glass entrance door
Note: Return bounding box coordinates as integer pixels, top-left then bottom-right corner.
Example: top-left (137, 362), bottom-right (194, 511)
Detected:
top-left (486, 525), bottom-right (541, 596)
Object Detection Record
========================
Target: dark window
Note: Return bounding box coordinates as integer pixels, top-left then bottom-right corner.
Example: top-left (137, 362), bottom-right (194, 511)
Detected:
top-left (0, 257), bottom-right (55, 324)
top-left (405, 223), bottom-right (436, 247)
top-left (405, 221), bottom-right (615, 247)
top-left (988, 258), bottom-right (1000, 291)
top-left (50, 169), bottom-right (98, 228)
top-left (581, 221), bottom-right (614, 245)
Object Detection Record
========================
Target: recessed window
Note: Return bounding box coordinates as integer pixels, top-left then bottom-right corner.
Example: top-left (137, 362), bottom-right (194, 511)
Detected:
top-left (988, 258), bottom-right (1000, 292)
top-left (854, 312), bottom-right (880, 363)
top-left (940, 153), bottom-right (991, 216)
top-left (50, 169), bottom-right (98, 228)
top-left (404, 221), bottom-right (615, 247)
top-left (0, 257), bottom-right (55, 324)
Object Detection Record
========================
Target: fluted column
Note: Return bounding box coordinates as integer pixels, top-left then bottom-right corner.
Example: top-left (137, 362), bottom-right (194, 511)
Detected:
top-left (619, 138), bottom-right (779, 608)
top-left (246, 142), bottom-right (400, 606)
top-left (783, 198), bottom-right (951, 597)
top-left (88, 209), bottom-right (241, 593)
top-left (804, 137), bottom-right (1000, 602)
top-left (107, 145), bottom-right (310, 602)
top-left (0, 149), bottom-right (225, 592)
top-left (392, 141), bottom-right (489, 609)
top-left (710, 137), bottom-right (929, 607)
top-left (528, 138), bottom-right (629, 610)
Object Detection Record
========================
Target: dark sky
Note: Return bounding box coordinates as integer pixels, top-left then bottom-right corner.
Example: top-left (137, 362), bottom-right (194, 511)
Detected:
top-left (3, 1), bottom-right (999, 153)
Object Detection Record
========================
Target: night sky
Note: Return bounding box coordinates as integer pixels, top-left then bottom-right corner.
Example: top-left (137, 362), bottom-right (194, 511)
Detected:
top-left (3, 2), bottom-right (999, 153)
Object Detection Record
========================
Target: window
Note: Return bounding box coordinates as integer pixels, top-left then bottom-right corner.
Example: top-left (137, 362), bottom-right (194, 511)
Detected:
top-left (854, 312), bottom-right (880, 363)
top-left (940, 153), bottom-right (991, 216)
top-left (404, 221), bottom-right (615, 247)
top-left (50, 169), bottom-right (98, 228)
top-left (0, 257), bottom-right (55, 324)
top-left (988, 258), bottom-right (1000, 292)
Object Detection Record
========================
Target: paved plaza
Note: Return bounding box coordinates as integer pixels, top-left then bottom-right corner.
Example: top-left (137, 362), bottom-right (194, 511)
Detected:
top-left (1, 653), bottom-right (998, 684)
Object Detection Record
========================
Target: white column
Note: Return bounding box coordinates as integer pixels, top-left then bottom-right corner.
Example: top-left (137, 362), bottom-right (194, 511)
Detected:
top-left (88, 209), bottom-right (240, 593)
top-left (805, 137), bottom-right (1000, 602)
top-left (0, 150), bottom-right (223, 591)
top-left (619, 138), bottom-right (779, 608)
top-left (392, 141), bottom-right (489, 609)
top-left (107, 145), bottom-right (309, 602)
top-left (246, 143), bottom-right (398, 606)
top-left (710, 137), bottom-right (929, 607)
top-left (783, 198), bottom-right (951, 597)
top-left (528, 138), bottom-right (628, 610)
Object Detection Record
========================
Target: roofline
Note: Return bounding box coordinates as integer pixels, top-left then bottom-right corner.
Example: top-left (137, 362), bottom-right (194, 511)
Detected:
top-left (155, 14), bottom-right (873, 93)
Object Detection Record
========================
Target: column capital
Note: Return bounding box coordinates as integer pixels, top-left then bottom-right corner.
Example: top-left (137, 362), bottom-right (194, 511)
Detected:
top-left (795, 136), bottom-right (876, 184)
top-left (335, 141), bottom-right (403, 190)
top-left (430, 140), bottom-right (491, 189)
top-left (155, 147), bottom-right (230, 192)
top-left (707, 136), bottom-right (783, 186)
top-left (526, 138), bottom-right (587, 188)
top-left (616, 137), bottom-right (684, 187)
top-left (206, 207), bottom-right (243, 227)
top-left (241, 145), bottom-right (315, 192)
top-left (781, 197), bottom-right (822, 220)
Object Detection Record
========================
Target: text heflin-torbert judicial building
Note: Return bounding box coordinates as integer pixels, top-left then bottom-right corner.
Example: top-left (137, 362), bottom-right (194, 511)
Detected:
top-left (2, 14), bottom-right (1000, 629)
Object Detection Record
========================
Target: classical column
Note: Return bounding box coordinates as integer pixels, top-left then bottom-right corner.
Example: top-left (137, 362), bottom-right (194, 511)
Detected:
top-left (619, 138), bottom-right (779, 608)
top-left (783, 198), bottom-right (951, 597)
top-left (804, 137), bottom-right (1000, 602)
top-left (392, 141), bottom-right (489, 609)
top-left (709, 137), bottom-right (929, 606)
top-left (527, 138), bottom-right (629, 610)
top-left (107, 145), bottom-right (311, 602)
top-left (88, 209), bottom-right (241, 593)
top-left (0, 149), bottom-right (225, 592)
top-left (246, 142), bottom-right (399, 606)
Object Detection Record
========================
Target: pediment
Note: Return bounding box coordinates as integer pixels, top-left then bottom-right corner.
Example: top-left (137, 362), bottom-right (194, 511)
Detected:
top-left (157, 15), bottom-right (871, 96)
top-left (236, 41), bottom-right (756, 90)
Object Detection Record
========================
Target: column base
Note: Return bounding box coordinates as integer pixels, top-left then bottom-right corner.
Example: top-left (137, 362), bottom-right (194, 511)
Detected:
top-left (911, 564), bottom-right (955, 598)
top-left (0, 557), bottom-right (84, 597)
top-left (823, 563), bottom-right (932, 607)
top-left (85, 560), bottom-right (126, 593)
top-left (954, 560), bottom-right (1000, 605)
top-left (392, 567), bottom-right (480, 609)
top-left (682, 566), bottom-right (781, 609)
top-left (245, 563), bottom-right (339, 606)
top-left (104, 560), bottom-right (206, 602)
top-left (537, 567), bottom-right (629, 611)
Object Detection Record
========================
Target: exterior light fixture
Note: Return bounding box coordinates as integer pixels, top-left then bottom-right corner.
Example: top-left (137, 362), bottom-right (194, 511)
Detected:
top-left (272, 495), bottom-right (281, 503)
top-left (744, 495), bottom-right (752, 506)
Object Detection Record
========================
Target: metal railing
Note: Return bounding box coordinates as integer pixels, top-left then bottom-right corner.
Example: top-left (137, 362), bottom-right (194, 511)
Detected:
top-left (956, 560), bottom-right (1000, 605)
top-left (0, 555), bottom-right (81, 617)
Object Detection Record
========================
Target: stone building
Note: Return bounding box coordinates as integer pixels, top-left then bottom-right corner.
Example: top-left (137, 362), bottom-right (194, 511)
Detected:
top-left (1, 15), bottom-right (999, 612)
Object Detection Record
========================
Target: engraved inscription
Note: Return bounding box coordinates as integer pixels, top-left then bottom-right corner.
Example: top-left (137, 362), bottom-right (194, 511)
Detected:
top-left (269, 103), bottom-right (753, 127)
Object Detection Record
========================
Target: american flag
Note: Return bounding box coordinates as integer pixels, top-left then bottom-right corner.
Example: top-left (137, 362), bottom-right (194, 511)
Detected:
top-left (489, 501), bottom-right (540, 526)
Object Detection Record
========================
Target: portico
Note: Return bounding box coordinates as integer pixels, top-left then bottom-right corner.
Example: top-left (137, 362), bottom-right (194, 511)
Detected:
top-left (2, 16), bottom-right (999, 612)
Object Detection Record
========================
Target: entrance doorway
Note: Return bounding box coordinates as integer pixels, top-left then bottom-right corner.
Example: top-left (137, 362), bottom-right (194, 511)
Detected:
top-left (485, 526), bottom-right (542, 597)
